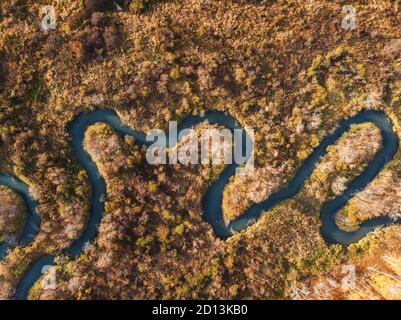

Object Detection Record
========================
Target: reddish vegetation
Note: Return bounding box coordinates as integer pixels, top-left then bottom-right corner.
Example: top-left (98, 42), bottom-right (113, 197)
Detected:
top-left (0, 187), bottom-right (26, 241)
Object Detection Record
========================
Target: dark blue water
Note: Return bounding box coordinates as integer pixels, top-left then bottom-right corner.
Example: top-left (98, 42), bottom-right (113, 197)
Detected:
top-left (0, 108), bottom-right (398, 300)
top-left (206, 110), bottom-right (401, 244)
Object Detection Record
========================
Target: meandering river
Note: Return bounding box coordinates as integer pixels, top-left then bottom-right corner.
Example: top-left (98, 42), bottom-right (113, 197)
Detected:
top-left (0, 109), bottom-right (399, 299)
